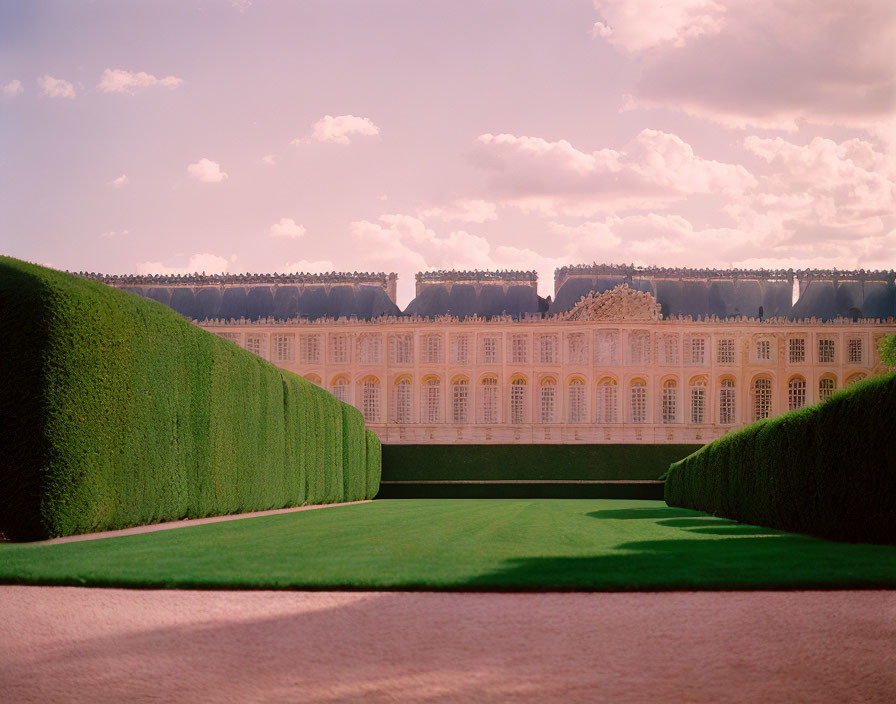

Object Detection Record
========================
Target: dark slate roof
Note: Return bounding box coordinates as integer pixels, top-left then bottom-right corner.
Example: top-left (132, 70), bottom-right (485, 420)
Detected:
top-left (403, 283), bottom-right (548, 319)
top-left (118, 283), bottom-right (401, 321)
top-left (548, 275), bottom-right (792, 319)
top-left (790, 280), bottom-right (896, 320)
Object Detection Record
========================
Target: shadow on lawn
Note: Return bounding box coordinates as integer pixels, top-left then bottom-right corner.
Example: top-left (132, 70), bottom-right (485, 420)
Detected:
top-left (585, 507), bottom-right (697, 520)
top-left (462, 506), bottom-right (896, 590)
top-left (656, 518), bottom-right (737, 527)
top-left (462, 534), bottom-right (896, 590)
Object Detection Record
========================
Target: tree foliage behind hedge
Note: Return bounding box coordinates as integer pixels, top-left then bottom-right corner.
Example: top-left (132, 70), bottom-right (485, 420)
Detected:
top-left (0, 257), bottom-right (380, 540)
top-left (665, 372), bottom-right (896, 544)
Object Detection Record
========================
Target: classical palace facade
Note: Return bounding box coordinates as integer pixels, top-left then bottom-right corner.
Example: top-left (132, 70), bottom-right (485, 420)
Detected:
top-left (84, 265), bottom-right (896, 444)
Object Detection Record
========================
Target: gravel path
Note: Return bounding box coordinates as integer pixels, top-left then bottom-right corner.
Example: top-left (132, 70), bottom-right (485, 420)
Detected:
top-left (2, 587), bottom-right (894, 703)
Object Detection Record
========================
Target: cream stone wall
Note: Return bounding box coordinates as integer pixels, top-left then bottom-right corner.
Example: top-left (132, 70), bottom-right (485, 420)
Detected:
top-left (200, 315), bottom-right (895, 444)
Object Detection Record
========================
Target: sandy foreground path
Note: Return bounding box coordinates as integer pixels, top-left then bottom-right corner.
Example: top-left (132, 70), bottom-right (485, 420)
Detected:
top-left (2, 588), bottom-right (895, 703)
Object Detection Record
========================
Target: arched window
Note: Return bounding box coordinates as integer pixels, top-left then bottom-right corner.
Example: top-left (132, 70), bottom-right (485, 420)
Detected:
top-left (303, 373), bottom-right (321, 385)
top-left (595, 377), bottom-right (618, 423)
top-left (661, 379), bottom-right (678, 424)
top-left (818, 375), bottom-right (836, 402)
top-left (478, 376), bottom-right (499, 424)
top-left (719, 377), bottom-right (736, 425)
top-left (690, 376), bottom-right (707, 424)
top-left (540, 377), bottom-right (556, 424)
top-left (510, 376), bottom-right (528, 425)
top-left (567, 378), bottom-right (586, 423)
top-left (846, 372), bottom-right (866, 386)
top-left (361, 377), bottom-right (380, 423)
top-left (630, 379), bottom-right (647, 424)
top-left (788, 376), bottom-right (806, 410)
top-left (421, 376), bottom-right (442, 424)
top-left (392, 376), bottom-right (412, 424)
top-left (451, 376), bottom-right (469, 424)
top-left (329, 375), bottom-right (349, 403)
top-left (752, 377), bottom-right (772, 420)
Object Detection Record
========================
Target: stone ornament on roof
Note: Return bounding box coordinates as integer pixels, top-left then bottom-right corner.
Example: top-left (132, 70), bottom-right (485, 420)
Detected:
top-left (554, 263), bottom-right (895, 282)
top-left (74, 271), bottom-right (397, 287)
top-left (416, 269), bottom-right (537, 283)
top-left (564, 284), bottom-right (661, 322)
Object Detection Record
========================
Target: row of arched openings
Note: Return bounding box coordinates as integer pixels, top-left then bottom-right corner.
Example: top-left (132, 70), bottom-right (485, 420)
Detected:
top-left (301, 372), bottom-right (868, 425)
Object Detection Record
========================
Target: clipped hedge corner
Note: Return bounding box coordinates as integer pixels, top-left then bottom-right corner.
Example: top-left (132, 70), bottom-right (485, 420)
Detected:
top-left (365, 431), bottom-right (382, 499)
top-left (0, 257), bottom-right (381, 540)
top-left (664, 373), bottom-right (896, 544)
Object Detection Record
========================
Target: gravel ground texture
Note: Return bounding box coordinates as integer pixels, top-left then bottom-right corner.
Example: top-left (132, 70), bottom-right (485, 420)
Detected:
top-left (2, 586), bottom-right (895, 703)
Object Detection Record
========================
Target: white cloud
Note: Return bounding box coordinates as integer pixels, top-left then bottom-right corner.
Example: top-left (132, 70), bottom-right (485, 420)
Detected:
top-left (419, 199), bottom-right (499, 223)
top-left (350, 213), bottom-right (570, 303)
top-left (38, 75), bottom-right (75, 99)
top-left (283, 258), bottom-right (336, 273)
top-left (101, 229), bottom-right (129, 238)
top-left (472, 129), bottom-right (755, 216)
top-left (598, 0), bottom-right (896, 130)
top-left (187, 158), bottom-right (228, 183)
top-left (547, 210), bottom-right (896, 273)
top-left (97, 69), bottom-right (183, 94)
top-left (2, 79), bottom-right (23, 98)
top-left (135, 253), bottom-right (230, 275)
top-left (736, 135), bottom-right (896, 238)
top-left (294, 114), bottom-right (380, 145)
top-left (261, 154), bottom-right (278, 165)
top-left (592, 0), bottom-right (725, 52)
top-left (351, 214), bottom-right (494, 272)
top-left (269, 217), bottom-right (307, 239)
top-left (107, 174), bottom-right (129, 188)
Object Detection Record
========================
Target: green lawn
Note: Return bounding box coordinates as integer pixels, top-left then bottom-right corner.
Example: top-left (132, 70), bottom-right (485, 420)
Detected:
top-left (3, 499), bottom-right (896, 591)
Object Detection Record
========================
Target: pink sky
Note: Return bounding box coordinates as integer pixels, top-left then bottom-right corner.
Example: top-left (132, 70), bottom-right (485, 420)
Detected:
top-left (1, 0), bottom-right (894, 306)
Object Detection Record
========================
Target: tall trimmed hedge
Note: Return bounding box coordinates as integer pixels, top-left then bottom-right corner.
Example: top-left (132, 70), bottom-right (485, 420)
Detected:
top-left (665, 373), bottom-right (896, 544)
top-left (365, 430), bottom-right (382, 499)
top-left (381, 444), bottom-right (702, 482)
top-left (0, 258), bottom-right (380, 540)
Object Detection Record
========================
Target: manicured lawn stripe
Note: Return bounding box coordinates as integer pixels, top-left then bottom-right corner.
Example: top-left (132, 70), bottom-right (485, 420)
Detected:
top-left (2, 499), bottom-right (895, 591)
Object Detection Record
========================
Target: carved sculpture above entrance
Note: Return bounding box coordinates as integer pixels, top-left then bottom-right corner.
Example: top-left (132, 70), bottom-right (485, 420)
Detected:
top-left (564, 284), bottom-right (661, 322)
